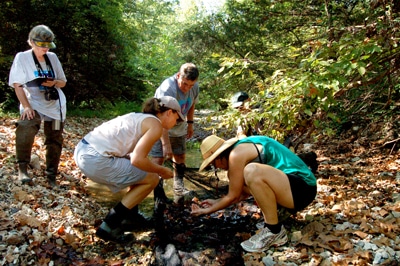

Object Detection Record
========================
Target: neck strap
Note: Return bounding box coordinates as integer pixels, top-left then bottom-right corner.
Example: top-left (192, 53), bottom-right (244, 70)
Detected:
top-left (32, 51), bottom-right (55, 78)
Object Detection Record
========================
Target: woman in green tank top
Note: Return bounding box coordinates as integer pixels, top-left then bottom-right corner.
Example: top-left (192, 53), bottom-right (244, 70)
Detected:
top-left (192, 135), bottom-right (317, 253)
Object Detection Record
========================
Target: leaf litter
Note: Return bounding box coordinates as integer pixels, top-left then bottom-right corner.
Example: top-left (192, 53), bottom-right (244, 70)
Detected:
top-left (0, 113), bottom-right (399, 265)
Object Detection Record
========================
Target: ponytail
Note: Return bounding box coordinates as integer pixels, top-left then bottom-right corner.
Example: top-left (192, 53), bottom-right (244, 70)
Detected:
top-left (142, 97), bottom-right (170, 116)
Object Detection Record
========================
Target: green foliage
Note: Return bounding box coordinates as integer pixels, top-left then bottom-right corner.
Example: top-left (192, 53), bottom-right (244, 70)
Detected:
top-left (67, 100), bottom-right (142, 119)
top-left (1, 0), bottom-right (398, 143)
top-left (0, 0), bottom-right (146, 111)
top-left (127, 0), bottom-right (200, 98)
top-left (0, 109), bottom-right (18, 119)
top-left (181, 0), bottom-right (400, 139)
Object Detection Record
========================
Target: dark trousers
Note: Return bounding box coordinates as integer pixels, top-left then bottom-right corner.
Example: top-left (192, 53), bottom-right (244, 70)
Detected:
top-left (15, 111), bottom-right (64, 176)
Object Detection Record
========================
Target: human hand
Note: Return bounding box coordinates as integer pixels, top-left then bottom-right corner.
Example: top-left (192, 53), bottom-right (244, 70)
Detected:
top-left (191, 197), bottom-right (206, 215)
top-left (158, 166), bottom-right (173, 179)
top-left (191, 198), bottom-right (216, 216)
top-left (199, 199), bottom-right (216, 207)
top-left (191, 203), bottom-right (205, 216)
top-left (163, 144), bottom-right (173, 160)
top-left (42, 78), bottom-right (57, 87)
top-left (186, 125), bottom-right (194, 138)
top-left (21, 107), bottom-right (35, 120)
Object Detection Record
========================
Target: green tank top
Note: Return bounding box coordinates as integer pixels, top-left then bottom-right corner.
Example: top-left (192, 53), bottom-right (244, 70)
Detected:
top-left (235, 136), bottom-right (316, 186)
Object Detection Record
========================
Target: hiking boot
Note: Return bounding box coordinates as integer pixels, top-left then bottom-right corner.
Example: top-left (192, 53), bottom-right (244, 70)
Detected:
top-left (44, 120), bottom-right (63, 186)
top-left (173, 175), bottom-right (193, 204)
top-left (173, 189), bottom-right (197, 205)
top-left (154, 179), bottom-right (172, 204)
top-left (121, 212), bottom-right (154, 232)
top-left (18, 163), bottom-right (33, 184)
top-left (96, 222), bottom-right (134, 243)
top-left (46, 174), bottom-right (57, 187)
top-left (241, 225), bottom-right (288, 252)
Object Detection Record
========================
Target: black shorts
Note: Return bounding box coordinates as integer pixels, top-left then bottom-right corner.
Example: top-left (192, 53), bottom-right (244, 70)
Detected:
top-left (287, 174), bottom-right (317, 212)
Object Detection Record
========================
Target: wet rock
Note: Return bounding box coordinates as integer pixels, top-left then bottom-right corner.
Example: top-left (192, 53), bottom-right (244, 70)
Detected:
top-left (155, 244), bottom-right (181, 266)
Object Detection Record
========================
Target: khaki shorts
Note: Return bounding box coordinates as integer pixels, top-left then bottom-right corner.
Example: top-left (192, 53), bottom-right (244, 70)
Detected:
top-left (149, 135), bottom-right (186, 158)
top-left (74, 140), bottom-right (147, 193)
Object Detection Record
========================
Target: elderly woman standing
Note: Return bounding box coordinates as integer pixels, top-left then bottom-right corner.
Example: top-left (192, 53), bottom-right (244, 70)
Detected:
top-left (192, 135), bottom-right (317, 253)
top-left (74, 96), bottom-right (183, 242)
top-left (8, 25), bottom-right (67, 186)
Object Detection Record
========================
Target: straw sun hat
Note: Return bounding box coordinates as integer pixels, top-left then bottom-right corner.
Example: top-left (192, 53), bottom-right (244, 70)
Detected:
top-left (199, 135), bottom-right (239, 171)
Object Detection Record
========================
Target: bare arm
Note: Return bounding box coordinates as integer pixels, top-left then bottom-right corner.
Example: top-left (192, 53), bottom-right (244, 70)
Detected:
top-left (186, 103), bottom-right (195, 138)
top-left (130, 118), bottom-right (173, 179)
top-left (42, 79), bottom-right (66, 88)
top-left (160, 128), bottom-right (172, 159)
top-left (192, 145), bottom-right (255, 215)
top-left (14, 83), bottom-right (35, 120)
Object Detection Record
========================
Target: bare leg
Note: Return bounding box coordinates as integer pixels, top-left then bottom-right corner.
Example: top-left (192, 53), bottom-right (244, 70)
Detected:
top-left (240, 163), bottom-right (291, 252)
top-left (243, 163), bottom-right (294, 224)
top-left (121, 172), bottom-right (160, 209)
top-left (151, 157), bottom-right (172, 203)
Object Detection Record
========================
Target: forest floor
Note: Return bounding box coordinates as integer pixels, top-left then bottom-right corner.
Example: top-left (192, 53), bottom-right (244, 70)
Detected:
top-left (0, 110), bottom-right (399, 266)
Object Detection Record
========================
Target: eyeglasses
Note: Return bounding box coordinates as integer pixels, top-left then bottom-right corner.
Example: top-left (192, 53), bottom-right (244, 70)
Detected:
top-left (33, 39), bottom-right (55, 48)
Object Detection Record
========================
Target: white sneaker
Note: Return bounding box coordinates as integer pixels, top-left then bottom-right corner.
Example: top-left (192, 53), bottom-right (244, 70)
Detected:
top-left (241, 225), bottom-right (288, 253)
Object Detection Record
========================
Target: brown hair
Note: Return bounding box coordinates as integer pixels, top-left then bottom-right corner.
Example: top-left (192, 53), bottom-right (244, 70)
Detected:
top-left (179, 63), bottom-right (199, 81)
top-left (142, 97), bottom-right (170, 116)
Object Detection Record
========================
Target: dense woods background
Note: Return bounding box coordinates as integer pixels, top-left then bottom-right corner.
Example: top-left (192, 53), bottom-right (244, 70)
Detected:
top-left (0, 0), bottom-right (399, 140)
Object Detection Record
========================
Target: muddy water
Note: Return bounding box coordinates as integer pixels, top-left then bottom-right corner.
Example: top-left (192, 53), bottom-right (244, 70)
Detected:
top-left (85, 148), bottom-right (204, 216)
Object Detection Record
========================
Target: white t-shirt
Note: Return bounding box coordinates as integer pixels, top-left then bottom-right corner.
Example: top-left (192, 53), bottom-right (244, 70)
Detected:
top-left (8, 49), bottom-right (67, 121)
top-left (84, 113), bottom-right (160, 157)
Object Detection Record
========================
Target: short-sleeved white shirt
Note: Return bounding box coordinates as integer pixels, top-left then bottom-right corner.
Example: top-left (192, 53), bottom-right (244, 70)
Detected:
top-left (8, 49), bottom-right (67, 121)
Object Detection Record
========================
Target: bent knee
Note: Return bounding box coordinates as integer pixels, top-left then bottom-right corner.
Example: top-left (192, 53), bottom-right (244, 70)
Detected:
top-left (243, 163), bottom-right (263, 184)
top-left (244, 163), bottom-right (257, 176)
top-left (147, 173), bottom-right (160, 187)
top-left (243, 163), bottom-right (277, 184)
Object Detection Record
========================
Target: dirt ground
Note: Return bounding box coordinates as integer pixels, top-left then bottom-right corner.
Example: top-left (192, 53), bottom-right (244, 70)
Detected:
top-left (0, 111), bottom-right (399, 265)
